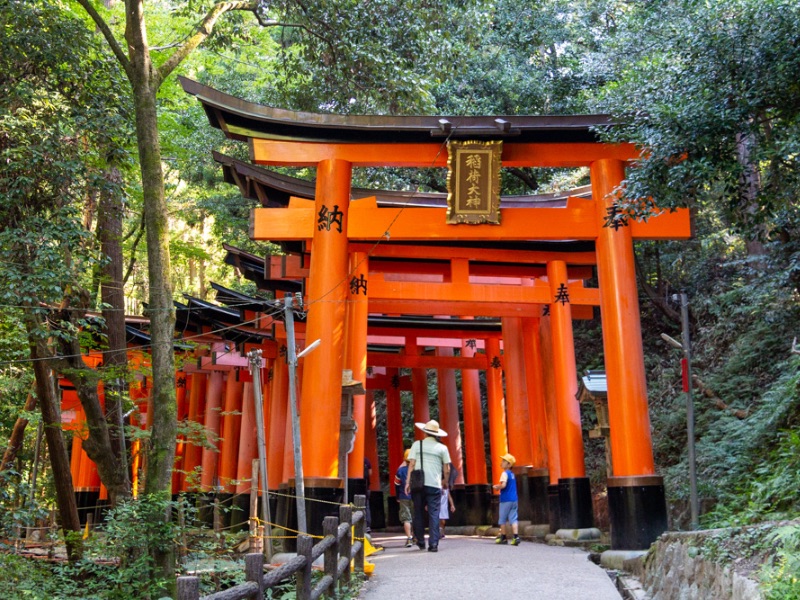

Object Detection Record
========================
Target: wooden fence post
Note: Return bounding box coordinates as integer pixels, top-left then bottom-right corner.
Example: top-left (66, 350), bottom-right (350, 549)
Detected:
top-left (338, 503), bottom-right (352, 588)
top-left (178, 501), bottom-right (188, 559)
top-left (323, 516), bottom-right (339, 598)
top-left (353, 495), bottom-right (366, 574)
top-left (177, 576), bottom-right (200, 600)
top-left (295, 534), bottom-right (313, 600)
top-left (245, 552), bottom-right (265, 600)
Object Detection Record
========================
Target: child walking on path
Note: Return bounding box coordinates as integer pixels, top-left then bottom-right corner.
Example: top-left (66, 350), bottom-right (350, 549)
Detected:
top-left (394, 449), bottom-right (414, 547)
top-left (493, 453), bottom-right (520, 546)
top-left (439, 476), bottom-right (456, 538)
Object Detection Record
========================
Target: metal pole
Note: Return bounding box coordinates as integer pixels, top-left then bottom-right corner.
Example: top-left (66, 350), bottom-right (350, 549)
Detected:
top-left (248, 350), bottom-right (273, 561)
top-left (678, 292), bottom-right (699, 530)
top-left (284, 293), bottom-right (307, 534)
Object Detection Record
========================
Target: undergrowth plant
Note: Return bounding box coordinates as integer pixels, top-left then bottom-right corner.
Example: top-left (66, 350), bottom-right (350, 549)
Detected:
top-left (761, 525), bottom-right (800, 600)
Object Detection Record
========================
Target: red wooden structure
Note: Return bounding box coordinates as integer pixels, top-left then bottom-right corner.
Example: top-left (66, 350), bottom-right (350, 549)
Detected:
top-left (62, 78), bottom-right (692, 551)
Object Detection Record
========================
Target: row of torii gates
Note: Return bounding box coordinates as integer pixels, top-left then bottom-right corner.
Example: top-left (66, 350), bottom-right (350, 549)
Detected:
top-left (179, 77), bottom-right (693, 550)
top-left (117, 78), bottom-right (691, 550)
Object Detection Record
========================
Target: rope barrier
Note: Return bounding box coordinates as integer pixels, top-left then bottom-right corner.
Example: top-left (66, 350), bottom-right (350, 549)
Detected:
top-left (248, 516), bottom-right (366, 542)
top-left (264, 489), bottom-right (354, 507)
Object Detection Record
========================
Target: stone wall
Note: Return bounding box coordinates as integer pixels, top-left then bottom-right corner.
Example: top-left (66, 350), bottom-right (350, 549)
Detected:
top-left (630, 531), bottom-right (762, 600)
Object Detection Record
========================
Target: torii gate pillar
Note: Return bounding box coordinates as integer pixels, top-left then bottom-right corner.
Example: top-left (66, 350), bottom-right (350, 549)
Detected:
top-left (501, 317), bottom-right (535, 522)
top-left (485, 337), bottom-right (509, 521)
top-left (461, 338), bottom-right (491, 525)
top-left (345, 251), bottom-right (369, 504)
top-left (522, 316), bottom-right (551, 526)
top-left (299, 158), bottom-right (351, 528)
top-left (592, 158), bottom-right (668, 550)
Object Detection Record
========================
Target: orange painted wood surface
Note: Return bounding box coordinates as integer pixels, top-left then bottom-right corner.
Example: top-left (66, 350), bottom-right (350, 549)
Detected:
top-left (251, 139), bottom-right (639, 168)
top-left (219, 374), bottom-right (243, 493)
top-left (346, 251), bottom-right (369, 480)
top-left (235, 382), bottom-right (257, 495)
top-left (547, 261), bottom-right (586, 479)
top-left (436, 347), bottom-right (464, 484)
top-left (183, 374), bottom-right (207, 491)
top-left (368, 276), bottom-right (600, 306)
top-left (267, 355), bottom-right (288, 489)
top-left (366, 351), bottom-right (491, 370)
top-left (522, 317), bottom-right (549, 471)
top-left (200, 372), bottom-right (224, 491)
top-left (460, 338), bottom-right (488, 485)
top-left (485, 338), bottom-right (508, 494)
top-left (351, 243), bottom-right (598, 266)
top-left (366, 373), bottom-right (412, 391)
top-left (299, 158), bottom-right (352, 478)
top-left (501, 317), bottom-right (534, 467)
top-left (365, 393), bottom-right (380, 492)
top-left (385, 372), bottom-right (405, 494)
top-left (251, 203), bottom-right (691, 242)
top-left (592, 159), bottom-right (657, 477)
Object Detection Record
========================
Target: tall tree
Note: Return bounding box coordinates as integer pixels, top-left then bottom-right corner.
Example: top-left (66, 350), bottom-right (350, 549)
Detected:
top-left (0, 0), bottom-right (134, 552)
top-left (593, 0), bottom-right (800, 253)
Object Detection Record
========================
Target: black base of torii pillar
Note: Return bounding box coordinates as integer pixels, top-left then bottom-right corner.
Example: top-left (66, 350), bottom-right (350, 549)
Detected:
top-left (281, 478), bottom-right (344, 552)
top-left (608, 475), bottom-right (668, 550)
top-left (557, 477), bottom-right (594, 529)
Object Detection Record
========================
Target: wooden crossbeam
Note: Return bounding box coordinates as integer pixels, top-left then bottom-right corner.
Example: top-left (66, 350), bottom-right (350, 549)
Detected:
top-left (368, 276), bottom-right (599, 306)
top-left (367, 299), bottom-right (593, 319)
top-left (366, 352), bottom-right (493, 370)
top-left (365, 374), bottom-right (412, 391)
top-left (349, 243), bottom-right (599, 266)
top-left (251, 201), bottom-right (692, 242)
top-left (250, 140), bottom-right (640, 168)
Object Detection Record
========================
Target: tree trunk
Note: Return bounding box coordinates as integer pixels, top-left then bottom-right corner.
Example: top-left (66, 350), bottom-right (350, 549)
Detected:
top-left (736, 129), bottom-right (767, 259)
top-left (1, 387), bottom-right (36, 472)
top-left (126, 1), bottom-right (177, 499)
top-left (25, 319), bottom-right (82, 561)
top-left (97, 164), bottom-right (132, 504)
top-left (126, 1), bottom-right (177, 588)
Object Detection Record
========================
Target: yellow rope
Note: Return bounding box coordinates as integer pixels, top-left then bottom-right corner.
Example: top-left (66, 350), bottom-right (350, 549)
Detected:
top-left (266, 489), bottom-right (357, 507)
top-left (249, 516), bottom-right (366, 542)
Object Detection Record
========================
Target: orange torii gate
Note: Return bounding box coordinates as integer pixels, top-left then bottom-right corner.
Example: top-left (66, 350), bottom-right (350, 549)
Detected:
top-left (243, 232), bottom-right (605, 530)
top-left (227, 223), bottom-right (604, 529)
top-left (183, 77), bottom-right (692, 550)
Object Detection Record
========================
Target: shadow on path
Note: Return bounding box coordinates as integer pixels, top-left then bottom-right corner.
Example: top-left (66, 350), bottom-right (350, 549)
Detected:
top-left (359, 533), bottom-right (621, 600)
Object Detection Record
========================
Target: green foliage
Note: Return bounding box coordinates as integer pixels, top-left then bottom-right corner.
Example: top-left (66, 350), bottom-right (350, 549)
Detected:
top-left (0, 493), bottom-right (224, 599)
top-left (0, 470), bottom-right (49, 545)
top-left (0, 308), bottom-right (33, 437)
top-left (595, 0), bottom-right (800, 237)
top-left (761, 525), bottom-right (800, 600)
top-left (0, 0), bottom-right (131, 329)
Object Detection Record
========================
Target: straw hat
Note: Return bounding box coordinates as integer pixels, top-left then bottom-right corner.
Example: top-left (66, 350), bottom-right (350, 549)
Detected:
top-left (500, 453), bottom-right (516, 466)
top-left (415, 419), bottom-right (448, 437)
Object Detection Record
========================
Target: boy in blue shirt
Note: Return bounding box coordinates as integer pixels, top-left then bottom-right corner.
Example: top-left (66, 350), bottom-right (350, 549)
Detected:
top-left (492, 453), bottom-right (520, 546)
top-left (394, 449), bottom-right (414, 547)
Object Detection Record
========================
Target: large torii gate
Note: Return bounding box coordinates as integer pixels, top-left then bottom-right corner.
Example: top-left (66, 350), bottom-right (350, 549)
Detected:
top-left (182, 77), bottom-right (691, 550)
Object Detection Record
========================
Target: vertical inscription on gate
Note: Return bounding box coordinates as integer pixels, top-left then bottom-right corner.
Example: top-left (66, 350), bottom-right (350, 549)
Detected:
top-left (446, 140), bottom-right (502, 225)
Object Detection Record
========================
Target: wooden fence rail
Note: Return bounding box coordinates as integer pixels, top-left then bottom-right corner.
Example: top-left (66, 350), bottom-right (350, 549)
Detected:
top-left (178, 495), bottom-right (367, 600)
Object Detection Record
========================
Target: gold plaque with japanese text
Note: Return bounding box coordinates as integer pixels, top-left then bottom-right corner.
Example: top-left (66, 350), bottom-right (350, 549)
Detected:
top-left (446, 140), bottom-right (502, 224)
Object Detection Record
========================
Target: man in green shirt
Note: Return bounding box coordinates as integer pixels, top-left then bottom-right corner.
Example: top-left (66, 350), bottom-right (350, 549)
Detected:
top-left (404, 420), bottom-right (451, 552)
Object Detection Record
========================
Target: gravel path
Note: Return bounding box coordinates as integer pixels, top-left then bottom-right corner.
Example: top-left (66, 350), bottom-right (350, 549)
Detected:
top-left (359, 533), bottom-right (621, 600)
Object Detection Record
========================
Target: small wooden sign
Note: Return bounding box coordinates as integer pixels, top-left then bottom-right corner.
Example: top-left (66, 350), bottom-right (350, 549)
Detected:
top-left (446, 140), bottom-right (502, 224)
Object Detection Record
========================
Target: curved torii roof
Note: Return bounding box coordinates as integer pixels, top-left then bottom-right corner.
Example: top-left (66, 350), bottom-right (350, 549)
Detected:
top-left (179, 76), bottom-right (614, 145)
top-left (212, 151), bottom-right (592, 209)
